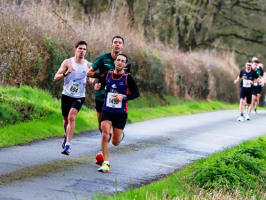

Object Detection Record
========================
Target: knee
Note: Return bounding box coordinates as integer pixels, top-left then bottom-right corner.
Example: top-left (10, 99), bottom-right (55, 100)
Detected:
top-left (68, 115), bottom-right (75, 123)
top-left (101, 131), bottom-right (109, 142)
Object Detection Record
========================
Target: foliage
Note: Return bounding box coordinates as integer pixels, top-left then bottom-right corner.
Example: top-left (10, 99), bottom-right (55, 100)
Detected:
top-left (0, 1), bottom-right (240, 104)
top-left (0, 86), bottom-right (57, 127)
top-left (42, 37), bottom-right (71, 98)
top-left (192, 138), bottom-right (266, 195)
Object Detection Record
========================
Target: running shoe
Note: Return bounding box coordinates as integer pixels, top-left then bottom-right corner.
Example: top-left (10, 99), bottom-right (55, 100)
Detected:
top-left (61, 144), bottom-right (71, 155)
top-left (237, 116), bottom-right (244, 122)
top-left (245, 114), bottom-right (251, 120)
top-left (61, 134), bottom-right (67, 149)
top-left (96, 153), bottom-right (104, 166)
top-left (98, 163), bottom-right (110, 173)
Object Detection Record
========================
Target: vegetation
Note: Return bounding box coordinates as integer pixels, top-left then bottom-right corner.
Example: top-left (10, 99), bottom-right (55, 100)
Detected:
top-left (94, 137), bottom-right (266, 200)
top-left (0, 0), bottom-right (241, 106)
top-left (0, 86), bottom-right (237, 148)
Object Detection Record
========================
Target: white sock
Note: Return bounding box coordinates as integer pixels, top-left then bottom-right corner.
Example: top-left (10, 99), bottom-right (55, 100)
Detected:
top-left (103, 161), bottom-right (110, 165)
top-left (66, 142), bottom-right (70, 146)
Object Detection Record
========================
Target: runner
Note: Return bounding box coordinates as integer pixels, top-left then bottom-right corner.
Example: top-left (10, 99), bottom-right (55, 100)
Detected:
top-left (87, 36), bottom-right (126, 134)
top-left (251, 57), bottom-right (264, 114)
top-left (54, 40), bottom-right (91, 155)
top-left (234, 60), bottom-right (258, 121)
top-left (95, 53), bottom-right (139, 173)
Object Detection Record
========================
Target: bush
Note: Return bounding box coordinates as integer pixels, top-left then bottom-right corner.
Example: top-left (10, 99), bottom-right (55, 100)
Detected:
top-left (0, 86), bottom-right (57, 127)
top-left (192, 139), bottom-right (266, 195)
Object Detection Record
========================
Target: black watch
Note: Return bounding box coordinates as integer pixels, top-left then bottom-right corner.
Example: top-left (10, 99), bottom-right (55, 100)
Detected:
top-left (63, 72), bottom-right (67, 77)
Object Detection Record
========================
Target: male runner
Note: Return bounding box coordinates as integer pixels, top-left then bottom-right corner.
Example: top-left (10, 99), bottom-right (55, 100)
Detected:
top-left (234, 60), bottom-right (258, 121)
top-left (251, 57), bottom-right (264, 114)
top-left (54, 41), bottom-right (91, 155)
top-left (87, 36), bottom-right (126, 133)
top-left (94, 54), bottom-right (139, 173)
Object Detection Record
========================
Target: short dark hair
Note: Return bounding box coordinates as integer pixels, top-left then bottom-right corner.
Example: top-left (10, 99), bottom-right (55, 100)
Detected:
top-left (75, 40), bottom-right (87, 48)
top-left (117, 53), bottom-right (128, 63)
top-left (112, 35), bottom-right (124, 44)
top-left (246, 60), bottom-right (252, 66)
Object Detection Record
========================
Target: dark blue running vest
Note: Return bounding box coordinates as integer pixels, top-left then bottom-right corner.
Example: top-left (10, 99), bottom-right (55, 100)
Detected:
top-left (103, 70), bottom-right (129, 113)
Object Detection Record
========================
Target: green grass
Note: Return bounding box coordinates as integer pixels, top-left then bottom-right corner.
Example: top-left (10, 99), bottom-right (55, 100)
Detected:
top-left (93, 136), bottom-right (266, 200)
top-left (0, 86), bottom-right (237, 148)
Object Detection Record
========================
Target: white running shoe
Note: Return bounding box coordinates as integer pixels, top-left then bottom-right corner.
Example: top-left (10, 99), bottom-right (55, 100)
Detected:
top-left (245, 115), bottom-right (251, 120)
top-left (237, 116), bottom-right (244, 122)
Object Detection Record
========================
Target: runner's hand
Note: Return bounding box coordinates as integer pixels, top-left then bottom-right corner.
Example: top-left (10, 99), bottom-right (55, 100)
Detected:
top-left (65, 65), bottom-right (75, 76)
top-left (113, 93), bottom-right (123, 102)
top-left (94, 83), bottom-right (101, 90)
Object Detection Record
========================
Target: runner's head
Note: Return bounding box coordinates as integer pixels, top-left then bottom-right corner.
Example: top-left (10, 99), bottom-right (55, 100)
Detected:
top-left (111, 35), bottom-right (124, 54)
top-left (75, 40), bottom-right (87, 59)
top-left (252, 56), bottom-right (259, 68)
top-left (246, 60), bottom-right (252, 71)
top-left (115, 53), bottom-right (128, 72)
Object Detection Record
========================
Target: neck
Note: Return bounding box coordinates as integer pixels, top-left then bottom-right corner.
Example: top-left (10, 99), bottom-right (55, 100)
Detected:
top-left (74, 56), bottom-right (84, 64)
top-left (111, 51), bottom-right (120, 60)
top-left (114, 69), bottom-right (124, 75)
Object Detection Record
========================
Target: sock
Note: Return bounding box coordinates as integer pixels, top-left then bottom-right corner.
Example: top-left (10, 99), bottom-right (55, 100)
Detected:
top-left (65, 142), bottom-right (70, 146)
top-left (103, 161), bottom-right (110, 166)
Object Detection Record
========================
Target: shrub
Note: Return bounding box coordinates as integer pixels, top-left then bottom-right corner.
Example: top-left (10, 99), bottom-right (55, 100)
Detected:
top-left (192, 139), bottom-right (266, 196)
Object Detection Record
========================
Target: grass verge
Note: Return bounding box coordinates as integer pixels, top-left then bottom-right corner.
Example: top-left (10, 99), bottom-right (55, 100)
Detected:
top-left (94, 136), bottom-right (266, 200)
top-left (0, 86), bottom-right (237, 148)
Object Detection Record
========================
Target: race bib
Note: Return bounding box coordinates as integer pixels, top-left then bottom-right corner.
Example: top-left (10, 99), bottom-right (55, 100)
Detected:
top-left (243, 79), bottom-right (251, 88)
top-left (66, 80), bottom-right (82, 95)
top-left (106, 92), bottom-right (122, 108)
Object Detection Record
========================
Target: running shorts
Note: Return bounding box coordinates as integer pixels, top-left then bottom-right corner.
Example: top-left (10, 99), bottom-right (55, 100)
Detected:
top-left (240, 87), bottom-right (252, 104)
top-left (95, 99), bottom-right (104, 113)
top-left (61, 94), bottom-right (85, 117)
top-left (101, 109), bottom-right (128, 129)
top-left (252, 86), bottom-right (262, 96)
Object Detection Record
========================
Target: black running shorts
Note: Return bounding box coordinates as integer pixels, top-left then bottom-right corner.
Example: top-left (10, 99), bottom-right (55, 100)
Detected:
top-left (240, 87), bottom-right (252, 104)
top-left (252, 86), bottom-right (262, 96)
top-left (95, 99), bottom-right (104, 113)
top-left (101, 109), bottom-right (128, 129)
top-left (61, 94), bottom-right (85, 117)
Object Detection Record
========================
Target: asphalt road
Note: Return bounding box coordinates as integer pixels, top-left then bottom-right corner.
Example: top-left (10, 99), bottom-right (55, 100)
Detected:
top-left (0, 110), bottom-right (265, 200)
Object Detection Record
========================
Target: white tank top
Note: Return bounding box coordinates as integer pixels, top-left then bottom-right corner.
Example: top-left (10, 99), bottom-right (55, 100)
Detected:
top-left (62, 57), bottom-right (89, 98)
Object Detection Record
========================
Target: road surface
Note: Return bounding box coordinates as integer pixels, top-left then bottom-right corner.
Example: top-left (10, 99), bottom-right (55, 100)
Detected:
top-left (0, 110), bottom-right (265, 200)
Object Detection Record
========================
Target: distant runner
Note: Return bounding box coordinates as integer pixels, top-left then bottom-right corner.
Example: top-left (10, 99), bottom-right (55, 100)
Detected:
top-left (251, 57), bottom-right (264, 114)
top-left (234, 60), bottom-right (258, 121)
top-left (94, 54), bottom-right (139, 173)
top-left (54, 41), bottom-right (91, 155)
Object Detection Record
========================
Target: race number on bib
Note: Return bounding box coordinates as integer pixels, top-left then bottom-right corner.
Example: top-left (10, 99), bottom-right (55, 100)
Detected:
top-left (106, 92), bottom-right (122, 108)
top-left (66, 80), bottom-right (82, 95)
top-left (243, 79), bottom-right (251, 88)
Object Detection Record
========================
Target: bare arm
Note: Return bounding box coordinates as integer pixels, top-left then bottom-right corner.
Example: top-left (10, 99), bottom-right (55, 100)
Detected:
top-left (54, 59), bottom-right (73, 82)
top-left (86, 62), bottom-right (95, 88)
top-left (234, 76), bottom-right (240, 84)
